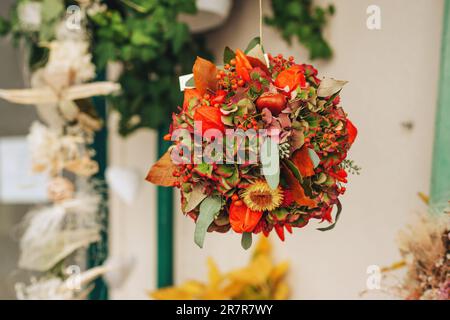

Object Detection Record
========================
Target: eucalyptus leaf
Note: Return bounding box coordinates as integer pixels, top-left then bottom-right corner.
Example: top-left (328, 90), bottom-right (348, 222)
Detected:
top-left (261, 137), bottom-right (280, 190)
top-left (317, 78), bottom-right (348, 97)
top-left (317, 201), bottom-right (343, 231)
top-left (283, 159), bottom-right (303, 183)
top-left (308, 149), bottom-right (321, 168)
top-left (194, 196), bottom-right (222, 248)
top-left (183, 184), bottom-right (207, 213)
top-left (241, 232), bottom-right (253, 250)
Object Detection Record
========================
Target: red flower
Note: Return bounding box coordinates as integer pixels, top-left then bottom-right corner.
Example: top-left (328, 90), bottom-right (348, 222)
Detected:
top-left (328, 168), bottom-right (348, 183)
top-left (194, 106), bottom-right (225, 135)
top-left (229, 201), bottom-right (263, 233)
top-left (320, 206), bottom-right (333, 223)
top-left (346, 119), bottom-right (357, 145)
top-left (275, 65), bottom-right (306, 93)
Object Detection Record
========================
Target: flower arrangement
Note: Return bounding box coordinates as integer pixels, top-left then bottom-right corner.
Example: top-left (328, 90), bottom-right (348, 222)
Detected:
top-left (151, 236), bottom-right (289, 300)
top-left (380, 204), bottom-right (449, 300)
top-left (147, 38), bottom-right (358, 248)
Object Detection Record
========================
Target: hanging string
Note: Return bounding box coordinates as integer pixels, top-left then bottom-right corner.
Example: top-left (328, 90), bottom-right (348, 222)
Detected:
top-left (259, 0), bottom-right (263, 45)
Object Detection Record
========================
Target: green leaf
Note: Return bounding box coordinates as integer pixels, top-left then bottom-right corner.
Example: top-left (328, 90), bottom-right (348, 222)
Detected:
top-left (241, 232), bottom-right (253, 250)
top-left (183, 184), bottom-right (207, 213)
top-left (317, 201), bottom-right (343, 231)
top-left (308, 149), bottom-right (320, 168)
top-left (0, 16), bottom-right (11, 36)
top-left (244, 36), bottom-right (261, 54)
top-left (227, 168), bottom-right (240, 187)
top-left (215, 164), bottom-right (234, 178)
top-left (42, 0), bottom-right (64, 22)
top-left (131, 30), bottom-right (153, 45)
top-left (194, 163), bottom-right (213, 178)
top-left (261, 137), bottom-right (280, 190)
top-left (223, 46), bottom-right (235, 64)
top-left (172, 23), bottom-right (189, 53)
top-left (194, 196), bottom-right (222, 248)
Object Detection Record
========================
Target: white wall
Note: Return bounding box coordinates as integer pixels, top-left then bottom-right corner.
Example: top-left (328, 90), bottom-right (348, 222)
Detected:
top-left (109, 0), bottom-right (444, 299)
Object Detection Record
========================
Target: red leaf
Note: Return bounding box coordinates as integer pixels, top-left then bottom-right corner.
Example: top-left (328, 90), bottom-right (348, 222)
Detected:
top-left (291, 146), bottom-right (315, 177)
top-left (282, 166), bottom-right (316, 208)
top-left (246, 56), bottom-right (270, 75)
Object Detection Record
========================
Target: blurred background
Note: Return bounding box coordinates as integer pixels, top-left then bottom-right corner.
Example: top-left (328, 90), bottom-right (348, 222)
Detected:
top-left (0, 0), bottom-right (447, 299)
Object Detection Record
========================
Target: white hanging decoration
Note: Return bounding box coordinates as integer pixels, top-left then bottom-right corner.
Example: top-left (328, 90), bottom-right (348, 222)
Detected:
top-left (18, 191), bottom-right (102, 272)
top-left (15, 257), bottom-right (134, 300)
top-left (0, 35), bottom-right (120, 129)
top-left (106, 166), bottom-right (141, 205)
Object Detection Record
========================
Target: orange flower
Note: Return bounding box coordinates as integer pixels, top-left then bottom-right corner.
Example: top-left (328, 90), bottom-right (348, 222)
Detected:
top-left (274, 65), bottom-right (306, 93)
top-left (229, 201), bottom-right (263, 233)
top-left (193, 106), bottom-right (225, 135)
top-left (235, 49), bottom-right (252, 82)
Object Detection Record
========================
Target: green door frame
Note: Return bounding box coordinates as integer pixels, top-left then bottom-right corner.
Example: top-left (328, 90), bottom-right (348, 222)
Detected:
top-left (157, 125), bottom-right (174, 288)
top-left (431, 0), bottom-right (450, 207)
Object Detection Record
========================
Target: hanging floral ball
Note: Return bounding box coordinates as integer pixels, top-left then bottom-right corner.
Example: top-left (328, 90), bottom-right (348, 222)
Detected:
top-left (147, 39), bottom-right (358, 248)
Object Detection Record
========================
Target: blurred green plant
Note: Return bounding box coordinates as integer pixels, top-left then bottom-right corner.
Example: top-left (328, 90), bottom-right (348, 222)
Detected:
top-left (0, 0), bottom-right (212, 136)
top-left (88, 0), bottom-right (212, 135)
top-left (265, 0), bottom-right (335, 60)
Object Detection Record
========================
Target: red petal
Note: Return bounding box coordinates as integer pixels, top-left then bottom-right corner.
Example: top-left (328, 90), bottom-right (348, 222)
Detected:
top-left (285, 224), bottom-right (293, 234)
top-left (229, 202), bottom-right (263, 233)
top-left (274, 224), bottom-right (285, 241)
top-left (346, 119), bottom-right (357, 145)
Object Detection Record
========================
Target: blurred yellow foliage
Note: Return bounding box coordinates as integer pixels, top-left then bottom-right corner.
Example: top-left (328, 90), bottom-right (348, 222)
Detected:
top-left (150, 237), bottom-right (290, 300)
